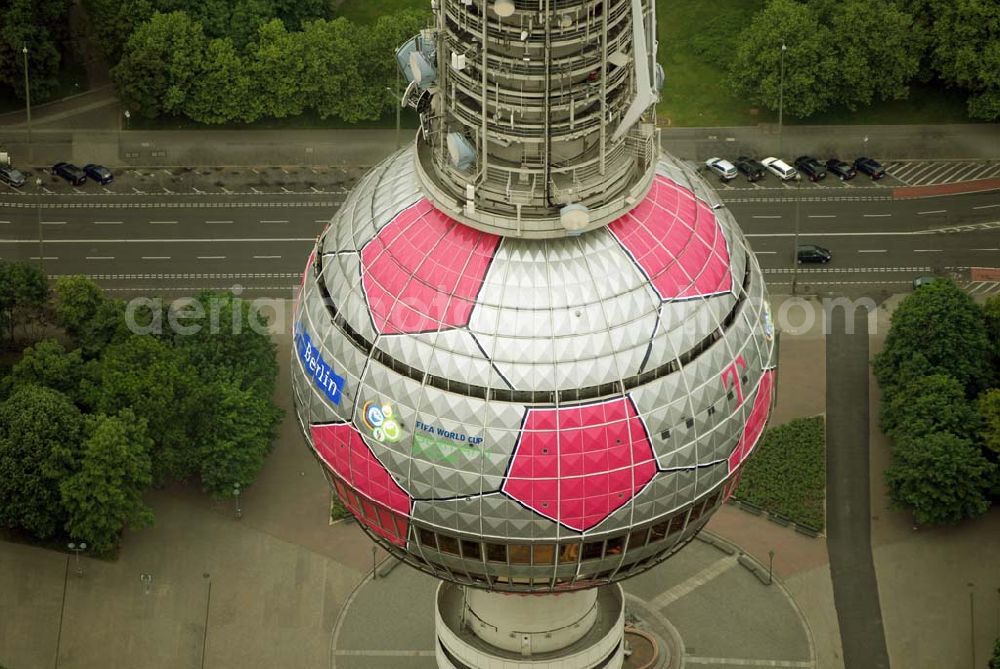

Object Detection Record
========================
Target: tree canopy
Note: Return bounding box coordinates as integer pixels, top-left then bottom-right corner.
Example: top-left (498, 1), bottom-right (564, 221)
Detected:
top-left (885, 431), bottom-right (995, 525)
top-left (0, 260), bottom-right (49, 345)
top-left (0, 385), bottom-right (83, 538)
top-left (0, 0), bottom-right (71, 103)
top-left (881, 373), bottom-right (979, 441)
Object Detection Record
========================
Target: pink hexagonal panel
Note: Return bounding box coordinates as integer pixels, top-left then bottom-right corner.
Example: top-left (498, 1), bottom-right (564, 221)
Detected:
top-left (361, 198), bottom-right (501, 335)
top-left (728, 369), bottom-right (776, 474)
top-left (502, 397), bottom-right (657, 531)
top-left (608, 175), bottom-right (732, 301)
top-left (310, 423), bottom-right (411, 546)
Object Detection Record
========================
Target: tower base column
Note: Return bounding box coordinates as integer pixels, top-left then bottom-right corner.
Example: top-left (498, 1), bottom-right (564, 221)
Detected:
top-left (435, 582), bottom-right (625, 668)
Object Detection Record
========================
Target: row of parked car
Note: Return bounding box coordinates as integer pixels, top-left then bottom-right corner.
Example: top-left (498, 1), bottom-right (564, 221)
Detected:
top-left (705, 155), bottom-right (887, 183)
top-left (0, 162), bottom-right (114, 188)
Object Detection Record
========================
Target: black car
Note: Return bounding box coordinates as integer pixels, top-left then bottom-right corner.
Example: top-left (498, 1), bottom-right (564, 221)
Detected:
top-left (0, 165), bottom-right (26, 187)
top-left (83, 164), bottom-right (113, 185)
top-left (825, 158), bottom-right (857, 181)
top-left (797, 244), bottom-right (832, 264)
top-left (854, 157), bottom-right (886, 180)
top-left (735, 156), bottom-right (766, 182)
top-left (52, 162), bottom-right (86, 186)
top-left (794, 156), bottom-right (827, 182)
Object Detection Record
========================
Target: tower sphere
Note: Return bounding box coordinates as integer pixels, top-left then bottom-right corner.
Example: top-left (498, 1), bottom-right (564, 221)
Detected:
top-left (291, 0), bottom-right (775, 596)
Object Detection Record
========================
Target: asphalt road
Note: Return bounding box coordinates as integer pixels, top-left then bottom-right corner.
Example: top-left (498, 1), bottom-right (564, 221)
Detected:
top-left (0, 188), bottom-right (997, 298)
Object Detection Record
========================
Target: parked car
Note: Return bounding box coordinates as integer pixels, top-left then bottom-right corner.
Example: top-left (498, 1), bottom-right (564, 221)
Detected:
top-left (0, 165), bottom-right (26, 187)
top-left (797, 244), bottom-right (832, 264)
top-left (762, 157), bottom-right (798, 181)
top-left (705, 157), bottom-right (738, 182)
top-left (854, 157), bottom-right (886, 180)
top-left (51, 162), bottom-right (86, 186)
top-left (794, 156), bottom-right (827, 182)
top-left (735, 156), bottom-right (766, 182)
top-left (912, 275), bottom-right (937, 290)
top-left (825, 158), bottom-right (856, 181)
top-left (83, 164), bottom-right (113, 185)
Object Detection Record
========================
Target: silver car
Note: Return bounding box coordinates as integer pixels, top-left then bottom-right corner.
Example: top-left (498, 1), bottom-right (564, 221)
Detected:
top-left (0, 165), bottom-right (26, 187)
top-left (705, 157), bottom-right (738, 182)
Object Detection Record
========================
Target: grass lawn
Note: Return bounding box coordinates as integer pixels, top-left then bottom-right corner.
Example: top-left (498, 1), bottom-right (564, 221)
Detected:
top-left (735, 416), bottom-right (826, 530)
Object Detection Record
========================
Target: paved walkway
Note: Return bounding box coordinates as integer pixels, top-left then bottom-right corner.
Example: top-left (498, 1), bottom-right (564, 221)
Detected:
top-left (825, 306), bottom-right (890, 669)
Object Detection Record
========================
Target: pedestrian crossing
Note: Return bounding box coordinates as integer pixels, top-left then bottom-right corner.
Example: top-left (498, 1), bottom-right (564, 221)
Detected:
top-left (886, 160), bottom-right (1000, 186)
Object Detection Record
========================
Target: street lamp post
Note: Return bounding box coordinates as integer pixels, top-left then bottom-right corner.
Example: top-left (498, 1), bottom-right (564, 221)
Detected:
top-left (768, 549), bottom-right (775, 585)
top-left (35, 177), bottom-right (44, 272)
top-left (778, 42), bottom-right (787, 156)
top-left (791, 174), bottom-right (802, 295)
top-left (372, 546), bottom-right (378, 580)
top-left (22, 44), bottom-right (32, 164)
top-left (67, 542), bottom-right (86, 576)
top-left (386, 81), bottom-right (401, 150)
top-left (233, 484), bottom-right (242, 519)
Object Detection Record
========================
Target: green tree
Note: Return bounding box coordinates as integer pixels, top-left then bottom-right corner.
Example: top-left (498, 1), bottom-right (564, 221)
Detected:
top-left (984, 294), bottom-right (1000, 383)
top-left (925, 0), bottom-right (1000, 120)
top-left (727, 0), bottom-right (839, 118)
top-left (880, 373), bottom-right (979, 440)
top-left (0, 385), bottom-right (83, 538)
top-left (81, 0), bottom-right (154, 65)
top-left (168, 292), bottom-right (279, 396)
top-left (979, 389), bottom-right (1000, 459)
top-left (248, 19), bottom-right (308, 119)
top-left (193, 380), bottom-right (281, 495)
top-left (825, 1), bottom-right (921, 110)
top-left (4, 339), bottom-right (83, 399)
top-left (886, 431), bottom-right (995, 525)
top-left (356, 10), bottom-right (430, 120)
top-left (60, 410), bottom-right (154, 554)
top-left (0, 260), bottom-right (49, 344)
top-left (300, 18), bottom-right (371, 121)
top-left (874, 279), bottom-right (992, 399)
top-left (112, 11), bottom-right (209, 118)
top-left (53, 275), bottom-right (128, 357)
top-left (82, 335), bottom-right (199, 481)
top-left (184, 37), bottom-right (255, 123)
top-left (0, 0), bottom-right (70, 103)
top-left (990, 637), bottom-right (1000, 669)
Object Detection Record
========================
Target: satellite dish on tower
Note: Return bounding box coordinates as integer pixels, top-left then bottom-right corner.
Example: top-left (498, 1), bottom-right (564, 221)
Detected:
top-left (447, 133), bottom-right (476, 171)
top-left (493, 0), bottom-right (514, 17)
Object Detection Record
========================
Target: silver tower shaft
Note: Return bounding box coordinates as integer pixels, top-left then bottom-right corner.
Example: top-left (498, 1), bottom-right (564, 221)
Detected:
top-left (401, 0), bottom-right (661, 238)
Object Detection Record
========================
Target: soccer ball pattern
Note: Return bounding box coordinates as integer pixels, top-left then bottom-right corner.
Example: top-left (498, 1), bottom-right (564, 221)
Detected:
top-left (292, 147), bottom-right (776, 591)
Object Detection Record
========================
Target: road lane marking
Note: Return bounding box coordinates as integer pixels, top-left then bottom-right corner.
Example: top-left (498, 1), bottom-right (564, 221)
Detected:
top-left (918, 210), bottom-right (947, 215)
top-left (973, 204), bottom-right (1000, 210)
top-left (858, 249), bottom-right (888, 253)
top-left (972, 248), bottom-right (1000, 251)
top-left (807, 215), bottom-right (836, 219)
top-left (86, 256), bottom-right (115, 260)
top-left (197, 256), bottom-right (226, 260)
top-left (0, 220), bottom-right (10, 224)
top-left (206, 220), bottom-right (234, 224)
top-left (41, 221), bottom-right (66, 225)
top-left (862, 213), bottom-right (891, 218)
top-left (141, 256), bottom-right (171, 260)
top-left (751, 215), bottom-right (782, 219)
top-left (649, 555), bottom-right (739, 610)
top-left (754, 251), bottom-right (777, 255)
top-left (30, 256), bottom-right (58, 260)
top-left (253, 255), bottom-right (282, 259)
top-left (314, 219), bottom-right (330, 223)
top-left (260, 220), bottom-right (288, 224)
top-left (913, 249), bottom-right (942, 253)
top-left (746, 231), bottom-right (922, 238)
top-left (94, 221), bottom-right (123, 225)
top-left (150, 220), bottom-right (177, 225)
